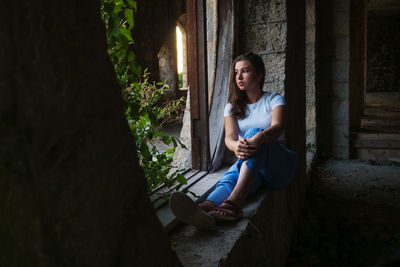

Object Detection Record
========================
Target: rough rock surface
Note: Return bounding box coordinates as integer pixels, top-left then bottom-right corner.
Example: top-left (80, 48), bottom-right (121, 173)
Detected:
top-left (242, 0), bottom-right (287, 94)
top-left (288, 160), bottom-right (400, 266)
top-left (0, 1), bottom-right (181, 266)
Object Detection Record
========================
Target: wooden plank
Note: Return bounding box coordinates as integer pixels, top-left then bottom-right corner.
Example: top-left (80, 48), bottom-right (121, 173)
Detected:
top-left (187, 0), bottom-right (199, 120)
top-left (191, 136), bottom-right (201, 170)
top-left (187, 0), bottom-right (210, 171)
top-left (208, 0), bottom-right (237, 171)
top-left (285, 0), bottom-right (306, 177)
top-left (196, 0), bottom-right (210, 171)
top-left (149, 169), bottom-right (199, 202)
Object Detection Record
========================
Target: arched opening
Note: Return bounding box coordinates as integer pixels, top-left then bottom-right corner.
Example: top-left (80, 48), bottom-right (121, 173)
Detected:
top-left (177, 18), bottom-right (189, 90)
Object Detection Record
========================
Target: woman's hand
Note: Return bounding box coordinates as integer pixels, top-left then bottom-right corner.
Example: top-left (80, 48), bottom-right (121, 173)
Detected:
top-left (245, 132), bottom-right (264, 150)
top-left (233, 138), bottom-right (257, 160)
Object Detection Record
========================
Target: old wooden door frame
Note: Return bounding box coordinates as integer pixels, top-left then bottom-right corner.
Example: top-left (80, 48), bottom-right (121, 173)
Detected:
top-left (187, 0), bottom-right (210, 171)
top-left (350, 0), bottom-right (367, 130)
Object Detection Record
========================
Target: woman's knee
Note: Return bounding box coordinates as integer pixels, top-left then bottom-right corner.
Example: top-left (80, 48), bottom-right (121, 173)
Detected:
top-left (243, 128), bottom-right (264, 139)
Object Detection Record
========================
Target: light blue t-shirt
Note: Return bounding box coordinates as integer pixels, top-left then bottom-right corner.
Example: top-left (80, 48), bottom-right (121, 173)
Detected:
top-left (224, 92), bottom-right (286, 139)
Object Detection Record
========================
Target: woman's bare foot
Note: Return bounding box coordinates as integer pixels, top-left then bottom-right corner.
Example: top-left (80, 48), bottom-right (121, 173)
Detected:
top-left (198, 200), bottom-right (216, 213)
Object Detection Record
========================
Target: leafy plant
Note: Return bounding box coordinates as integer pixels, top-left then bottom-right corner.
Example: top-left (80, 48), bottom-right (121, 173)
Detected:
top-left (124, 71), bottom-right (187, 190)
top-left (100, 0), bottom-right (141, 85)
top-left (100, 0), bottom-right (187, 192)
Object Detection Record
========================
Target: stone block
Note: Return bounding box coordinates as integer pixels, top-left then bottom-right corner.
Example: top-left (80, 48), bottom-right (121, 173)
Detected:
top-left (335, 36), bottom-right (350, 60)
top-left (306, 127), bottom-right (316, 146)
top-left (243, 0), bottom-right (286, 25)
top-left (332, 59), bottom-right (349, 82)
top-left (333, 9), bottom-right (350, 36)
top-left (332, 82), bottom-right (350, 100)
top-left (332, 145), bottom-right (350, 159)
top-left (306, 105), bottom-right (316, 129)
top-left (331, 101), bottom-right (349, 123)
top-left (244, 22), bottom-right (287, 53)
top-left (172, 90), bottom-right (192, 171)
top-left (332, 0), bottom-right (350, 12)
top-left (306, 82), bottom-right (315, 104)
top-left (306, 0), bottom-right (316, 26)
top-left (306, 25), bottom-right (316, 44)
top-left (332, 123), bottom-right (350, 145)
top-left (261, 53), bottom-right (286, 94)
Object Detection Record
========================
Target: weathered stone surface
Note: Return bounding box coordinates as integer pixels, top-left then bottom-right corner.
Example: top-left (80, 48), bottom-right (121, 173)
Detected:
top-left (333, 9), bottom-right (350, 36)
top-left (0, 1), bottom-right (181, 266)
top-left (335, 36), bottom-right (350, 60)
top-left (244, 22), bottom-right (287, 53)
top-left (262, 53), bottom-right (286, 94)
top-left (367, 13), bottom-right (400, 93)
top-left (172, 91), bottom-right (192, 170)
top-left (173, 170), bottom-right (310, 267)
top-left (316, 0), bottom-right (350, 159)
top-left (288, 160), bottom-right (400, 266)
top-left (242, 0), bottom-right (287, 95)
top-left (243, 0), bottom-right (286, 25)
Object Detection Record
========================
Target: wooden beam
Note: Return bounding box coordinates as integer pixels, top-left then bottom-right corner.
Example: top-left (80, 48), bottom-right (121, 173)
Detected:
top-left (187, 0), bottom-right (199, 120)
top-left (350, 0), bottom-right (367, 129)
top-left (187, 0), bottom-right (210, 171)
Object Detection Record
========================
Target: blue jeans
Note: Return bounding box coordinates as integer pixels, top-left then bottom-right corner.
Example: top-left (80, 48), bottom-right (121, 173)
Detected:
top-left (206, 128), bottom-right (298, 206)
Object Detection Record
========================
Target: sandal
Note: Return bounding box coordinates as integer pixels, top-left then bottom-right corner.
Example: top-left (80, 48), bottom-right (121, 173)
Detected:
top-left (210, 200), bottom-right (243, 221)
top-left (169, 191), bottom-right (215, 229)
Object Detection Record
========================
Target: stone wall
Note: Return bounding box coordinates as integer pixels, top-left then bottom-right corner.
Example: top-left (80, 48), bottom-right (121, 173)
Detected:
top-left (0, 1), bottom-right (181, 266)
top-left (367, 12), bottom-right (400, 93)
top-left (316, 0), bottom-right (350, 159)
top-left (241, 0), bottom-right (287, 95)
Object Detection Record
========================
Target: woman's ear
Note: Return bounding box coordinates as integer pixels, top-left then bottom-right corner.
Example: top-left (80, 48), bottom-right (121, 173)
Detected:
top-left (257, 73), bottom-right (263, 82)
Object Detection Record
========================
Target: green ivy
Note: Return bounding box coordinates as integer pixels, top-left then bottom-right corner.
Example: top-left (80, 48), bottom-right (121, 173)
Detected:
top-left (100, 0), bottom-right (187, 192)
top-left (101, 0), bottom-right (141, 85)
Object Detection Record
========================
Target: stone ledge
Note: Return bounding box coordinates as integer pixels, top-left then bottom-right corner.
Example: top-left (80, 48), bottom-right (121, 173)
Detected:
top-left (170, 190), bottom-right (268, 267)
top-left (163, 149), bottom-right (314, 266)
top-left (170, 175), bottom-right (309, 267)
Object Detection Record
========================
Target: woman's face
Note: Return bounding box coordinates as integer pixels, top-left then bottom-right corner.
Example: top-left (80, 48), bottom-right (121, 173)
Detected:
top-left (234, 60), bottom-right (261, 92)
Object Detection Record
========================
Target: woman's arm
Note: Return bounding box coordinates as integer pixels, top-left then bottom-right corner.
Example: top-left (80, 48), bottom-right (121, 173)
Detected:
top-left (246, 105), bottom-right (286, 148)
top-left (224, 116), bottom-right (257, 160)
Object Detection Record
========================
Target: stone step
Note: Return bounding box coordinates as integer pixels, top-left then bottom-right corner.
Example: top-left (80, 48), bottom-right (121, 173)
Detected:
top-left (350, 132), bottom-right (400, 141)
top-left (350, 132), bottom-right (400, 164)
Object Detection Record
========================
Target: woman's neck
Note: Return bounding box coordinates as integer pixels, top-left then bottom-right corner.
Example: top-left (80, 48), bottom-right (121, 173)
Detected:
top-left (246, 89), bottom-right (263, 104)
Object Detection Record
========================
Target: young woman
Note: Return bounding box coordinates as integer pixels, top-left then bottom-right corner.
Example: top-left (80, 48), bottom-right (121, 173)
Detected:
top-left (170, 52), bottom-right (298, 229)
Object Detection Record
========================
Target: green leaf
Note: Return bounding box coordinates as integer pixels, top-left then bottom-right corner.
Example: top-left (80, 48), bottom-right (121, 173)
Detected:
top-left (162, 135), bottom-right (171, 145)
top-left (119, 28), bottom-right (133, 41)
top-left (166, 147), bottom-right (175, 154)
top-left (126, 0), bottom-right (137, 10)
top-left (109, 13), bottom-right (121, 38)
top-left (176, 174), bottom-right (187, 185)
top-left (125, 9), bottom-right (134, 29)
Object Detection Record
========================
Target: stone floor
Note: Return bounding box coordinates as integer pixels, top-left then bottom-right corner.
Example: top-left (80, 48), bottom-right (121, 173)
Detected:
top-left (287, 159), bottom-right (400, 266)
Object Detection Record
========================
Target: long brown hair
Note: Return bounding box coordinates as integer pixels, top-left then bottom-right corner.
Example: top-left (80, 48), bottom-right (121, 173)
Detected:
top-left (229, 52), bottom-right (265, 119)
